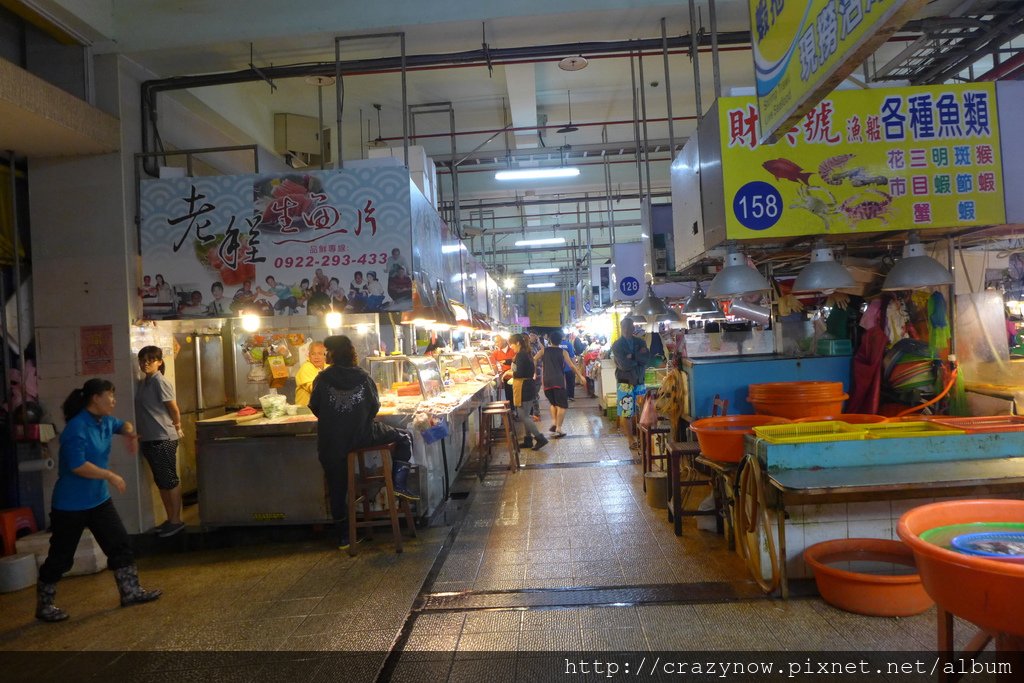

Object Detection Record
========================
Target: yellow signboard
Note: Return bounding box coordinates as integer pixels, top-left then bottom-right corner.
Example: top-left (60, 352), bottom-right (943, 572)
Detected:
top-left (750, 0), bottom-right (926, 141)
top-left (527, 291), bottom-right (562, 328)
top-left (721, 83), bottom-right (1004, 239)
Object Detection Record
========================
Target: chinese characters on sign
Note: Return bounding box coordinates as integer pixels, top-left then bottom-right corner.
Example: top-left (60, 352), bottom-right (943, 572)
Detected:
top-left (80, 325), bottom-right (114, 375)
top-left (140, 169), bottom-right (414, 319)
top-left (750, 0), bottom-right (927, 142)
top-left (721, 83), bottom-right (1004, 238)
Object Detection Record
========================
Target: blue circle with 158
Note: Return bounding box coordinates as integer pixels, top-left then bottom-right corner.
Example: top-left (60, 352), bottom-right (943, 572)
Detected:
top-left (733, 181), bottom-right (783, 231)
top-left (619, 276), bottom-right (640, 296)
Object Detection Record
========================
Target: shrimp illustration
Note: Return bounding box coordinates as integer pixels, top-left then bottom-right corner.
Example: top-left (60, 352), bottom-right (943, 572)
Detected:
top-left (840, 190), bottom-right (893, 224)
top-left (818, 154), bottom-right (855, 185)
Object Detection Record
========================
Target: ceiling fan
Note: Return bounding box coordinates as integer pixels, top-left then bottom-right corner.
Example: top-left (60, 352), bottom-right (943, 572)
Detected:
top-left (556, 90), bottom-right (579, 134)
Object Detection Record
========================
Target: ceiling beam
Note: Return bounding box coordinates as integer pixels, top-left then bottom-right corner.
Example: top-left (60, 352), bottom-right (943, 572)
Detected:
top-left (503, 63), bottom-right (539, 149)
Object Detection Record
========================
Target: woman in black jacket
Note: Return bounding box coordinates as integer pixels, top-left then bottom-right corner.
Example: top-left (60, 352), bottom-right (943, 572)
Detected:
top-left (506, 334), bottom-right (547, 450)
top-left (309, 335), bottom-right (418, 550)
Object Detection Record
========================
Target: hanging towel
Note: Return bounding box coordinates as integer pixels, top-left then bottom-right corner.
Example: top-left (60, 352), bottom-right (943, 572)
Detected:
top-left (847, 325), bottom-right (888, 414)
top-left (928, 291), bottom-right (950, 357)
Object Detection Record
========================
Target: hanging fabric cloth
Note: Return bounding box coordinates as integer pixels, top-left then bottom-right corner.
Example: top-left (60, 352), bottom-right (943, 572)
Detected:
top-left (927, 291), bottom-right (950, 359)
top-left (847, 298), bottom-right (888, 414)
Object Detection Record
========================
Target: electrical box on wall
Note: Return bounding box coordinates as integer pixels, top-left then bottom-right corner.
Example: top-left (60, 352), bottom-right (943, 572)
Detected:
top-left (274, 113), bottom-right (331, 168)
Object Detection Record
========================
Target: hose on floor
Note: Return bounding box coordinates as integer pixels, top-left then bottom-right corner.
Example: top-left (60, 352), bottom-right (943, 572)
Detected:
top-left (734, 454), bottom-right (780, 594)
top-left (894, 363), bottom-right (958, 418)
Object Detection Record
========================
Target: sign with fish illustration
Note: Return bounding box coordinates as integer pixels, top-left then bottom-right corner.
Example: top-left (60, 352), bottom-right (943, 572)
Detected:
top-left (750, 0), bottom-right (927, 142)
top-left (720, 83), bottom-right (1004, 239)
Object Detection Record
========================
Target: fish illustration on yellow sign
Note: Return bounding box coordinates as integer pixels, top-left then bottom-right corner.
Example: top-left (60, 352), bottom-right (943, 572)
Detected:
top-left (720, 83), bottom-right (1005, 239)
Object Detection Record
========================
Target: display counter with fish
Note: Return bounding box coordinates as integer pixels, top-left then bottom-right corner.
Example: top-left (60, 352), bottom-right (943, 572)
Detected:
top-left (195, 378), bottom-right (497, 527)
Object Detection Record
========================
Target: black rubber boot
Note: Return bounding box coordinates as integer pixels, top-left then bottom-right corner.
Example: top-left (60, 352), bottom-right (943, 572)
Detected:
top-left (392, 462), bottom-right (420, 501)
top-left (35, 581), bottom-right (69, 622)
top-left (114, 565), bottom-right (162, 607)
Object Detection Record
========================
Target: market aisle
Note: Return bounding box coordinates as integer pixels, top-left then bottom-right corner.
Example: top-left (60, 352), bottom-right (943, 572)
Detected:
top-left (383, 403), bottom-right (982, 678)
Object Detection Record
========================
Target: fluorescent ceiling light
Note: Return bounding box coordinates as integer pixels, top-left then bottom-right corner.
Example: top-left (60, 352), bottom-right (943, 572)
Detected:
top-left (495, 167), bottom-right (580, 181)
top-left (514, 237), bottom-right (566, 247)
top-left (441, 243), bottom-right (467, 253)
top-left (523, 267), bottom-right (560, 274)
top-left (527, 282), bottom-right (557, 289)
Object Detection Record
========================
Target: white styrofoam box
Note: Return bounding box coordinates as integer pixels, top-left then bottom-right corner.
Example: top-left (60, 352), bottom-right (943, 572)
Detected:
top-left (345, 156), bottom-right (403, 168)
top-left (367, 144), bottom-right (427, 171)
top-left (410, 170), bottom-right (430, 203)
top-left (0, 553), bottom-right (38, 592)
top-left (16, 529), bottom-right (108, 576)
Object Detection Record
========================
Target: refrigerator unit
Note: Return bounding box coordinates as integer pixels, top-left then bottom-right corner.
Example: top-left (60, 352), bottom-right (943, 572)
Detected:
top-left (173, 332), bottom-right (228, 495)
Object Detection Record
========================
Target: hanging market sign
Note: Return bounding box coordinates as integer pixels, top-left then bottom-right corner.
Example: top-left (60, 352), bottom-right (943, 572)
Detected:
top-left (750, 0), bottom-right (927, 143)
top-left (720, 82), bottom-right (1004, 239)
top-left (139, 168), bottom-right (414, 319)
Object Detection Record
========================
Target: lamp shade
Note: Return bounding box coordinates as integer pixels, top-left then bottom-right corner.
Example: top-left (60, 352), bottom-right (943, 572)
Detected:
top-left (706, 250), bottom-right (770, 298)
top-left (629, 282), bottom-right (671, 322)
top-left (792, 242), bottom-right (855, 292)
top-left (882, 234), bottom-right (953, 290)
top-left (400, 279), bottom-right (437, 325)
top-left (682, 282), bottom-right (721, 315)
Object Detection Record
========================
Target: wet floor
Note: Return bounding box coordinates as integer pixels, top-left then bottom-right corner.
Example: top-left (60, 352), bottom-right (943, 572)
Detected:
top-left (0, 397), bottom-right (984, 681)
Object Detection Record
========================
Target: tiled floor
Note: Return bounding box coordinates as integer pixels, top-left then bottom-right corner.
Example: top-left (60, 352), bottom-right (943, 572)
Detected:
top-left (0, 396), bottom-right (991, 681)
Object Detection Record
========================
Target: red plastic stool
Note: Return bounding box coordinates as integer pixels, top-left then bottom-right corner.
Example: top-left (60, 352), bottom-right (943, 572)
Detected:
top-left (0, 507), bottom-right (38, 556)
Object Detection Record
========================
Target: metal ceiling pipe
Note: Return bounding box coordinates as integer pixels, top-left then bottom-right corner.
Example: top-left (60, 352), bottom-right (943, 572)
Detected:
top-left (139, 32), bottom-right (752, 176)
top-left (334, 32), bottom-right (408, 169)
top-left (629, 51), bottom-right (644, 208)
top-left (661, 18), bottom-right (675, 153)
top-left (914, 5), bottom-right (1024, 84)
top-left (458, 190), bottom-right (670, 210)
top-left (380, 115), bottom-right (698, 144)
top-left (688, 0), bottom-right (703, 116)
top-left (638, 50), bottom-right (653, 210)
top-left (709, 0), bottom-right (722, 98)
top-left (977, 49), bottom-right (1024, 80)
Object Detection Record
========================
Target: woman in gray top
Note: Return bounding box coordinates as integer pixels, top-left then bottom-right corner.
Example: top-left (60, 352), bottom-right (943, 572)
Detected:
top-left (135, 346), bottom-right (185, 537)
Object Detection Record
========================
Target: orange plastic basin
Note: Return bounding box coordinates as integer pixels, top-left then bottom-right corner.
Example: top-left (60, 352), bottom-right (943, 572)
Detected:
top-left (804, 538), bottom-right (933, 617)
top-left (793, 414), bottom-right (888, 424)
top-left (749, 395), bottom-right (848, 419)
top-left (749, 381), bottom-right (844, 396)
top-left (897, 499), bottom-right (1024, 636)
top-left (690, 415), bottom-right (790, 462)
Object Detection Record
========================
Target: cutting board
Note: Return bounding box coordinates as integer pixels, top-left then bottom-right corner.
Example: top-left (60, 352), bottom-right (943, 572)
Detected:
top-left (200, 410), bottom-right (265, 425)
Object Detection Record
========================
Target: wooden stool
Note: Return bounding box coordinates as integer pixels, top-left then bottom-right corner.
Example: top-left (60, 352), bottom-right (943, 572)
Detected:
top-left (481, 405), bottom-right (521, 473)
top-left (639, 417), bottom-right (672, 491)
top-left (345, 444), bottom-right (416, 557)
top-left (478, 400), bottom-right (512, 457)
top-left (0, 507), bottom-right (38, 557)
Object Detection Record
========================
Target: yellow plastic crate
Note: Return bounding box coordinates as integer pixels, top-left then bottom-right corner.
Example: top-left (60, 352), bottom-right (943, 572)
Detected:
top-left (753, 421), bottom-right (869, 444)
top-left (861, 422), bottom-right (966, 439)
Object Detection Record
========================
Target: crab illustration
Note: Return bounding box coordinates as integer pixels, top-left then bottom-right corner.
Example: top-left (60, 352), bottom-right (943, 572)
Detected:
top-left (840, 189), bottom-right (893, 224)
top-left (790, 185), bottom-right (842, 231)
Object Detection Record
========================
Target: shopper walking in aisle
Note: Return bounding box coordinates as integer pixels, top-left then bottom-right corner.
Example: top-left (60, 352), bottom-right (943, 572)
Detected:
top-left (135, 346), bottom-right (185, 538)
top-left (294, 341), bottom-right (327, 406)
top-left (559, 334), bottom-right (578, 401)
top-left (611, 317), bottom-right (650, 450)
top-left (536, 330), bottom-right (588, 438)
top-left (505, 333), bottom-right (547, 450)
top-left (36, 379), bottom-right (163, 622)
top-left (309, 335), bottom-right (419, 551)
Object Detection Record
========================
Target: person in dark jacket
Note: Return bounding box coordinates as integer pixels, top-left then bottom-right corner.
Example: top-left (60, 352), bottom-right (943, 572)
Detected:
top-left (504, 334), bottom-right (547, 450)
top-left (309, 335), bottom-right (418, 550)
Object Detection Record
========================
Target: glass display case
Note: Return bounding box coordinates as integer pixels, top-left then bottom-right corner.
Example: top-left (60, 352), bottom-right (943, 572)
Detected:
top-left (473, 352), bottom-right (496, 375)
top-left (437, 352), bottom-right (480, 383)
top-left (366, 355), bottom-right (443, 399)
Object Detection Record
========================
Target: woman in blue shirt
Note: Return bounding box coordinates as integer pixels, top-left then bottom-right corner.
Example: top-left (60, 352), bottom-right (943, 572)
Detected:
top-left (35, 379), bottom-right (162, 622)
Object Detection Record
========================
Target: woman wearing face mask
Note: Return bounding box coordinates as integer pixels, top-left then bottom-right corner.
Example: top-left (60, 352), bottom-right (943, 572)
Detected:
top-left (35, 379), bottom-right (163, 622)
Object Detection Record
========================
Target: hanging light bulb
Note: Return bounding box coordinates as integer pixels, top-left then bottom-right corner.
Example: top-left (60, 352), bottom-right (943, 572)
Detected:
top-left (682, 282), bottom-right (721, 315)
top-left (882, 232), bottom-right (953, 290)
top-left (706, 249), bottom-right (771, 299)
top-left (325, 310), bottom-right (342, 329)
top-left (793, 240), bottom-right (856, 293)
top-left (241, 314), bottom-right (261, 332)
